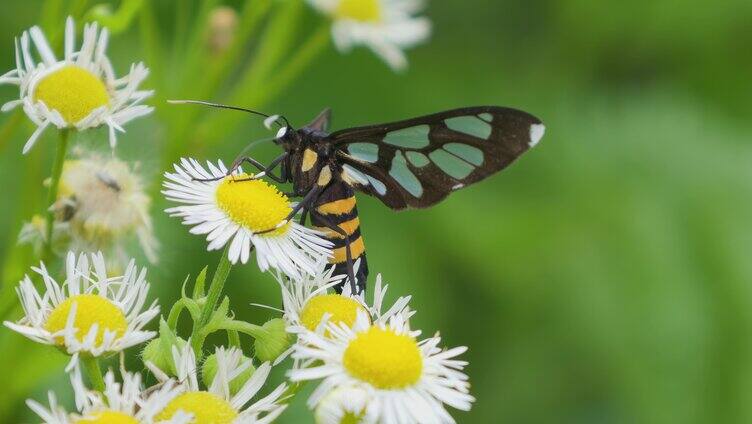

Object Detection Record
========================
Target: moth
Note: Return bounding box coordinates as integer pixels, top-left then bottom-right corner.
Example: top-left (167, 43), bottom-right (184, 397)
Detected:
top-left (174, 101), bottom-right (545, 294)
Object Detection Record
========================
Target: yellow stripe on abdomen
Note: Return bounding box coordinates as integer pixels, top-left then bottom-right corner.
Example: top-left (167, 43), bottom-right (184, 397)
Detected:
top-left (315, 216), bottom-right (360, 239)
top-left (316, 197), bottom-right (356, 215)
top-left (331, 236), bottom-right (366, 264)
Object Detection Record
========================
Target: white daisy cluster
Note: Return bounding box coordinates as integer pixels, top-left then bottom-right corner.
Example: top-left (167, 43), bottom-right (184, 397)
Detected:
top-left (273, 264), bottom-right (475, 424)
top-left (147, 343), bottom-right (288, 423)
top-left (29, 366), bottom-right (190, 423)
top-left (0, 17), bottom-right (153, 153)
top-left (4, 251), bottom-right (159, 367)
top-left (162, 158), bottom-right (333, 278)
top-left (0, 5), bottom-right (479, 424)
top-left (307, 0), bottom-right (431, 70)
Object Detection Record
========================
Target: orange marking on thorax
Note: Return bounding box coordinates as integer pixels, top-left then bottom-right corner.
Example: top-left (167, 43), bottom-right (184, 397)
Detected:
top-left (317, 197), bottom-right (356, 215)
top-left (331, 236), bottom-right (365, 264)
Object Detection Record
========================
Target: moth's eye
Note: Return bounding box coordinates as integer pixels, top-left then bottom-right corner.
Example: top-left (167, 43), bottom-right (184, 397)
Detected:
top-left (276, 126), bottom-right (288, 139)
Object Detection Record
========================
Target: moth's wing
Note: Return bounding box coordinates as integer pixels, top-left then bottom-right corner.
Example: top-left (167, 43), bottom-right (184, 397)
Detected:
top-left (307, 108), bottom-right (332, 132)
top-left (330, 106), bottom-right (545, 210)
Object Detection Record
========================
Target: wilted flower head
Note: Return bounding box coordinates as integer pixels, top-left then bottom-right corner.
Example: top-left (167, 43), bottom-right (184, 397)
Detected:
top-left (163, 158), bottom-right (332, 279)
top-left (53, 152), bottom-right (158, 264)
top-left (307, 0), bottom-right (431, 70)
top-left (3, 251), bottom-right (159, 367)
top-left (0, 17), bottom-right (153, 153)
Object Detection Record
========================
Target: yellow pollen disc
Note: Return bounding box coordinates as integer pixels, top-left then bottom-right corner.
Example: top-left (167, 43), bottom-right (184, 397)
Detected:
top-left (336, 0), bottom-right (381, 22)
top-left (343, 326), bottom-right (423, 389)
top-left (33, 65), bottom-right (110, 124)
top-left (341, 411), bottom-right (366, 424)
top-left (75, 410), bottom-right (138, 424)
top-left (215, 174), bottom-right (291, 236)
top-left (156, 391), bottom-right (238, 424)
top-left (300, 294), bottom-right (367, 333)
top-left (44, 294), bottom-right (128, 347)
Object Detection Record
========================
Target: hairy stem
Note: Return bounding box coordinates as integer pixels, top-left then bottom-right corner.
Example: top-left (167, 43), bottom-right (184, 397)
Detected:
top-left (191, 246), bottom-right (232, 357)
top-left (81, 356), bottom-right (105, 392)
top-left (43, 129), bottom-right (70, 260)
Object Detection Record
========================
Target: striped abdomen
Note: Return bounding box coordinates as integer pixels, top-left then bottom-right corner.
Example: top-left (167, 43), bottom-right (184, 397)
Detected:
top-left (311, 182), bottom-right (368, 293)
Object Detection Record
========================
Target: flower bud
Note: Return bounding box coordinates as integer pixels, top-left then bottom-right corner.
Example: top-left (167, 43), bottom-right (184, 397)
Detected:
top-left (207, 6), bottom-right (238, 55)
top-left (142, 336), bottom-right (187, 376)
top-left (254, 318), bottom-right (292, 363)
top-left (202, 352), bottom-right (255, 395)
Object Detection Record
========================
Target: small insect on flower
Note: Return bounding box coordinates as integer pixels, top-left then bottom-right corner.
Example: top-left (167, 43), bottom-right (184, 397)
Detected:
top-left (162, 158), bottom-right (332, 280)
top-left (0, 17), bottom-right (153, 153)
top-left (306, 0), bottom-right (431, 70)
top-left (54, 153), bottom-right (158, 264)
top-left (3, 252), bottom-right (160, 367)
top-left (27, 366), bottom-right (189, 424)
top-left (147, 343), bottom-right (288, 424)
top-left (290, 312), bottom-right (475, 424)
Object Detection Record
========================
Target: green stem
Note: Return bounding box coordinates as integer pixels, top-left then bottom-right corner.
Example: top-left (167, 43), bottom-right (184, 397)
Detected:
top-left (81, 356), bottom-right (105, 392)
top-left (191, 246), bottom-right (233, 356)
top-left (43, 129), bottom-right (70, 260)
top-left (227, 329), bottom-right (241, 348)
top-left (203, 319), bottom-right (267, 340)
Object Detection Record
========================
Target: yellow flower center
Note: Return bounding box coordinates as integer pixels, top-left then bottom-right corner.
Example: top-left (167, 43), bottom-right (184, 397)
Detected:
top-left (340, 411), bottom-right (366, 424)
top-left (336, 0), bottom-right (381, 22)
top-left (75, 410), bottom-right (138, 424)
top-left (33, 65), bottom-right (110, 125)
top-left (215, 174), bottom-right (291, 236)
top-left (300, 294), bottom-right (367, 333)
top-left (44, 294), bottom-right (128, 347)
top-left (343, 326), bottom-right (423, 389)
top-left (156, 391), bottom-right (238, 424)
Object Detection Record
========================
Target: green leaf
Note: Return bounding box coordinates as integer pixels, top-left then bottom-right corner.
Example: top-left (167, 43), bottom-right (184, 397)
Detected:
top-left (193, 266), bottom-right (208, 299)
top-left (84, 0), bottom-right (145, 34)
top-left (183, 298), bottom-right (202, 322)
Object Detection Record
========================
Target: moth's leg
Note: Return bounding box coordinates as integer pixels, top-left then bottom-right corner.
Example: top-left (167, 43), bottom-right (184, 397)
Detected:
top-left (231, 153), bottom-right (288, 183)
top-left (310, 210), bottom-right (358, 294)
top-left (299, 205), bottom-right (309, 226)
top-left (255, 185), bottom-right (323, 234)
top-left (192, 153), bottom-right (288, 183)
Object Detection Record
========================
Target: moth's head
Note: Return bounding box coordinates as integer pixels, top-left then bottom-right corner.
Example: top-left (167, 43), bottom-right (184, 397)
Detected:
top-left (272, 124), bottom-right (301, 151)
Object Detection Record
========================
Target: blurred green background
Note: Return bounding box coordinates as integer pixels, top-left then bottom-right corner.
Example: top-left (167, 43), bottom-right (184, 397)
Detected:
top-left (1, 0), bottom-right (752, 422)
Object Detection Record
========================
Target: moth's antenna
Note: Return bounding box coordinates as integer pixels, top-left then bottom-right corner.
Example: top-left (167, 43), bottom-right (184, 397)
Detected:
top-left (167, 99), bottom-right (291, 130)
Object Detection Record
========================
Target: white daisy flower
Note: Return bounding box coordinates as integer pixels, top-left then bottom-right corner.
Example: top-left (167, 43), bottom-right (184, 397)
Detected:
top-left (26, 366), bottom-right (190, 424)
top-left (162, 158), bottom-right (332, 280)
top-left (314, 384), bottom-right (374, 424)
top-left (307, 0), bottom-right (431, 70)
top-left (55, 153), bottom-right (158, 264)
top-left (275, 260), bottom-right (412, 336)
top-left (0, 17), bottom-right (153, 154)
top-left (148, 343), bottom-right (288, 423)
top-left (290, 312), bottom-right (475, 424)
top-left (3, 251), bottom-right (159, 366)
